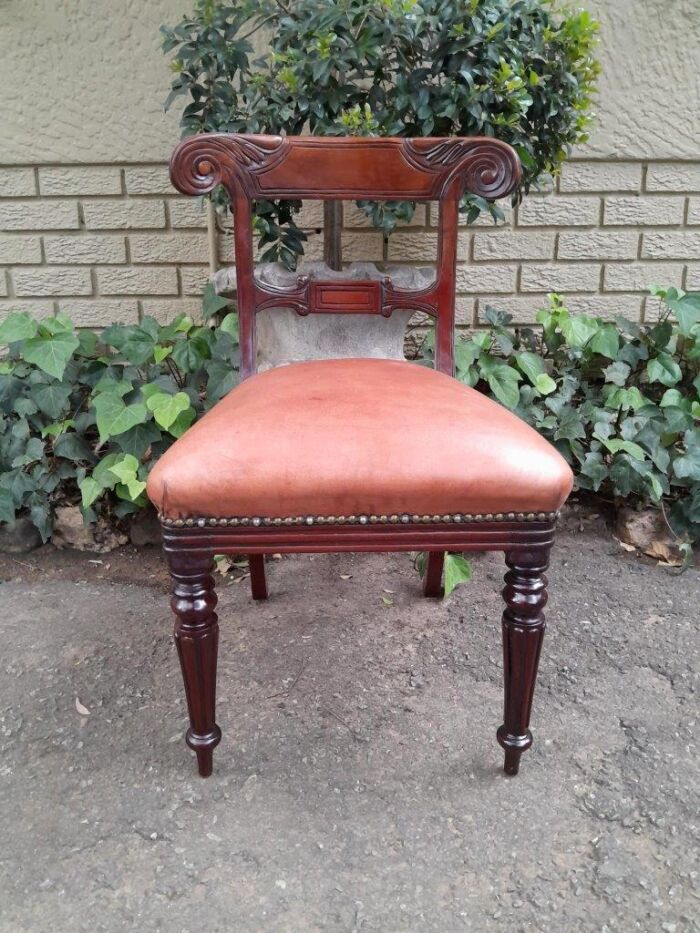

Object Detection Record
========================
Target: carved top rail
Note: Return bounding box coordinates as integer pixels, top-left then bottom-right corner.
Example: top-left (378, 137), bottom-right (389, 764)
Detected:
top-left (168, 133), bottom-right (521, 378)
top-left (169, 134), bottom-right (522, 202)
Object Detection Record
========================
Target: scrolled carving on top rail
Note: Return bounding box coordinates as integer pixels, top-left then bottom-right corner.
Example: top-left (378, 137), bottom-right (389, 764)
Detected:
top-left (169, 134), bottom-right (286, 196)
top-left (403, 138), bottom-right (522, 200)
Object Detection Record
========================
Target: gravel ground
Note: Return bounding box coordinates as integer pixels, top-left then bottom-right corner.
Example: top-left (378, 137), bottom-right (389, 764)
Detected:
top-left (0, 520), bottom-right (698, 932)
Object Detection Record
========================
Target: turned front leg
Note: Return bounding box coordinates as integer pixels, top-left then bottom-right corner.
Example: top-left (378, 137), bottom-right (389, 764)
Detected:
top-left (497, 548), bottom-right (550, 776)
top-left (168, 550), bottom-right (221, 777)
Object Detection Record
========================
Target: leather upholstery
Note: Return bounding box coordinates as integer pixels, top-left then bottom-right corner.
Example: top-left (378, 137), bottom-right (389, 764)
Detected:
top-left (147, 358), bottom-right (573, 520)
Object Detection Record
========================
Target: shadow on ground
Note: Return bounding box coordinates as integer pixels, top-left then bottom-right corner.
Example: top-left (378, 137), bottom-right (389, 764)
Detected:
top-left (0, 523), bottom-right (697, 931)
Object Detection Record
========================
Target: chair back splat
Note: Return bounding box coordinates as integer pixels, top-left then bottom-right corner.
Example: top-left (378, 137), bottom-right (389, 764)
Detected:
top-left (169, 134), bottom-right (522, 378)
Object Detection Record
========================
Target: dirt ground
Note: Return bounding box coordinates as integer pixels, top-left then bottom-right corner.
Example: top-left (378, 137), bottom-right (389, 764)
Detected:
top-left (0, 511), bottom-right (698, 932)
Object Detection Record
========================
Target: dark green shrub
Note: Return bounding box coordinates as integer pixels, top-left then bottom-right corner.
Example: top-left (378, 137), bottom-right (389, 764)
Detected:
top-left (161, 0), bottom-right (599, 264)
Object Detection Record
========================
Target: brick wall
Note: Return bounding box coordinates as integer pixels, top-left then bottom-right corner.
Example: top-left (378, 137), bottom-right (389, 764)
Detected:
top-left (1, 158), bottom-right (699, 331)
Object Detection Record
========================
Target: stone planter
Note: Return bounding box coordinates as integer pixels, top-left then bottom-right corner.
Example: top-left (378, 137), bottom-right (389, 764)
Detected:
top-left (213, 261), bottom-right (435, 371)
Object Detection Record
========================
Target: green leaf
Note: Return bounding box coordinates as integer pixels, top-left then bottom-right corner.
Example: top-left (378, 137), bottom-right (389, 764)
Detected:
top-left (480, 358), bottom-right (521, 409)
top-left (647, 353), bottom-right (682, 387)
top-left (92, 392), bottom-right (148, 442)
top-left (202, 281), bottom-right (230, 318)
top-left (603, 361), bottom-right (631, 386)
top-left (515, 351), bottom-right (545, 384)
top-left (154, 345), bottom-right (172, 363)
top-left (113, 421), bottom-right (162, 457)
top-left (0, 488), bottom-right (15, 524)
top-left (443, 554), bottom-right (472, 598)
top-left (535, 373), bottom-right (557, 395)
top-left (560, 314), bottom-right (598, 348)
top-left (588, 324), bottom-right (619, 359)
top-left (660, 389), bottom-right (684, 408)
top-left (171, 338), bottom-right (205, 373)
top-left (219, 312), bottom-right (239, 341)
top-left (22, 330), bottom-right (80, 379)
top-left (0, 312), bottom-right (38, 343)
top-left (53, 432), bottom-right (92, 461)
top-left (673, 432), bottom-right (700, 481)
top-left (12, 436), bottom-right (45, 467)
top-left (79, 476), bottom-right (103, 509)
top-left (106, 454), bottom-right (139, 483)
top-left (665, 290), bottom-right (700, 336)
top-left (168, 407), bottom-right (196, 438)
top-left (41, 419), bottom-right (75, 438)
top-left (205, 359), bottom-right (236, 403)
top-left (596, 436), bottom-right (646, 461)
top-left (146, 391), bottom-right (191, 430)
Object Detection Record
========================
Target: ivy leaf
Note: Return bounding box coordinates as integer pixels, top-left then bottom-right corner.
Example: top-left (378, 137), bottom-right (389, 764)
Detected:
top-left (219, 312), bottom-right (239, 341)
top-left (106, 454), bottom-right (139, 484)
top-left (578, 451), bottom-right (608, 490)
top-left (154, 345), bottom-right (172, 363)
top-left (443, 554), bottom-right (472, 598)
top-left (647, 354), bottom-right (682, 387)
top-left (480, 358), bottom-right (521, 409)
top-left (146, 391), bottom-right (192, 430)
top-left (603, 361), bottom-right (631, 387)
top-left (114, 422), bottom-right (162, 458)
top-left (665, 290), bottom-right (700, 336)
top-left (515, 350), bottom-right (545, 383)
top-left (560, 314), bottom-right (598, 348)
top-left (202, 281), bottom-right (230, 318)
top-left (555, 407), bottom-right (586, 442)
top-left (53, 432), bottom-right (92, 462)
top-left (22, 330), bottom-right (80, 380)
top-left (92, 392), bottom-right (148, 442)
top-left (168, 407), bottom-right (197, 438)
top-left (596, 436), bottom-right (646, 461)
top-left (673, 432), bottom-right (700, 481)
top-left (79, 476), bottom-right (103, 509)
top-left (535, 373), bottom-right (557, 395)
top-left (588, 324), bottom-right (619, 359)
top-left (0, 488), bottom-right (15, 524)
top-left (171, 338), bottom-right (205, 373)
top-left (0, 312), bottom-right (38, 343)
top-left (205, 359), bottom-right (236, 403)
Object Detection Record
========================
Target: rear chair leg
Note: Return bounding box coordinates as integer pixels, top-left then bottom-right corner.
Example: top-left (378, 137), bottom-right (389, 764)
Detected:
top-left (423, 551), bottom-right (445, 597)
top-left (497, 547), bottom-right (550, 776)
top-left (248, 554), bottom-right (268, 600)
top-left (167, 549), bottom-right (221, 777)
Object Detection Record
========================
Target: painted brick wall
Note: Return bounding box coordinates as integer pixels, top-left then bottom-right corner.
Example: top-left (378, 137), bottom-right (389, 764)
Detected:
top-left (2, 158), bottom-right (698, 330)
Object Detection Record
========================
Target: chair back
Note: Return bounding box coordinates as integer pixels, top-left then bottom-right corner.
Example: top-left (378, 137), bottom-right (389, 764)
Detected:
top-left (169, 134), bottom-right (521, 378)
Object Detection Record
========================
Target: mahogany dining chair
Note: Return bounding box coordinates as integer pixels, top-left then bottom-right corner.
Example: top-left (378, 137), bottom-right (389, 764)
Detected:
top-left (147, 134), bottom-right (573, 778)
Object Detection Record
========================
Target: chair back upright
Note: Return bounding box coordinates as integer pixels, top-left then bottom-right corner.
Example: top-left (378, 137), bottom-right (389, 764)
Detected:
top-left (169, 134), bottom-right (521, 379)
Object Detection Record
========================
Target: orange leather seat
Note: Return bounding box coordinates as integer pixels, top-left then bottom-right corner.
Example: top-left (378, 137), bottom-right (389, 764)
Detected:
top-left (147, 358), bottom-right (573, 522)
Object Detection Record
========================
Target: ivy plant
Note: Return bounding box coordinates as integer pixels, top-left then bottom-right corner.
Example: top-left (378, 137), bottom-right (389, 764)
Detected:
top-left (161, 0), bottom-right (599, 266)
top-left (3, 285), bottom-right (696, 561)
top-left (0, 309), bottom-right (239, 541)
top-left (419, 287), bottom-right (700, 550)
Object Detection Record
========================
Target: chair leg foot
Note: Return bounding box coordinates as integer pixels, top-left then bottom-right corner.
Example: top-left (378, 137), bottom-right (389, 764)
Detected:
top-left (168, 550), bottom-right (221, 777)
top-left (423, 551), bottom-right (444, 597)
top-left (497, 547), bottom-right (550, 776)
top-left (186, 726), bottom-right (222, 777)
top-left (249, 554), bottom-right (268, 600)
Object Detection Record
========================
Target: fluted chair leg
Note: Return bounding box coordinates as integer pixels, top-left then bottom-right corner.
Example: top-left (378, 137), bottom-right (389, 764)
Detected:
top-left (248, 554), bottom-right (268, 600)
top-left (423, 551), bottom-right (445, 597)
top-left (167, 550), bottom-right (221, 777)
top-left (497, 547), bottom-right (550, 776)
